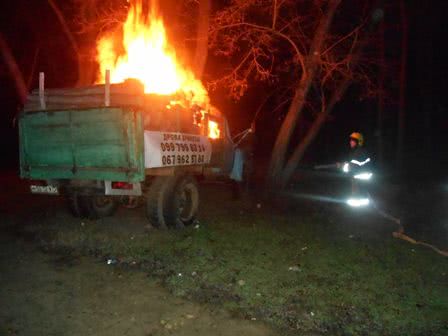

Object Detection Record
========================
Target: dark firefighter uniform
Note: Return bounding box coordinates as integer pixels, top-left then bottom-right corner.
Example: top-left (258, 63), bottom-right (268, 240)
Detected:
top-left (342, 132), bottom-right (372, 204)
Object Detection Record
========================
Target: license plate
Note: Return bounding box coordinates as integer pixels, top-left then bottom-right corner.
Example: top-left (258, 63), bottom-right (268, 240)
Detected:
top-left (30, 185), bottom-right (59, 195)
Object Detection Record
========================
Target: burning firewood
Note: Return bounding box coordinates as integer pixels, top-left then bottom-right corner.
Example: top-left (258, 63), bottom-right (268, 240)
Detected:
top-left (24, 79), bottom-right (144, 111)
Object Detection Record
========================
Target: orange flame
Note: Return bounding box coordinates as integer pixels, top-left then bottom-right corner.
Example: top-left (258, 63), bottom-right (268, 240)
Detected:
top-left (208, 120), bottom-right (221, 139)
top-left (96, 0), bottom-right (209, 107)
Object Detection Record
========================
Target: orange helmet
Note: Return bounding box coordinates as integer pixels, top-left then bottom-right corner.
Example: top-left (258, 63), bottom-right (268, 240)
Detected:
top-left (350, 132), bottom-right (364, 146)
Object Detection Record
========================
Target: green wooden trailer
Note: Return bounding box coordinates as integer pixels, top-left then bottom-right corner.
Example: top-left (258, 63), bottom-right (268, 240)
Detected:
top-left (19, 82), bottom-right (236, 229)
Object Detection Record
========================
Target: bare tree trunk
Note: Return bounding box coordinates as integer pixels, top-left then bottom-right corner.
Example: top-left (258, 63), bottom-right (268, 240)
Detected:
top-left (267, 80), bottom-right (310, 184)
top-left (193, 0), bottom-right (210, 79)
top-left (276, 25), bottom-right (369, 188)
top-left (267, 0), bottom-right (341, 189)
top-left (396, 0), bottom-right (408, 172)
top-left (279, 77), bottom-right (352, 188)
top-left (0, 34), bottom-right (27, 104)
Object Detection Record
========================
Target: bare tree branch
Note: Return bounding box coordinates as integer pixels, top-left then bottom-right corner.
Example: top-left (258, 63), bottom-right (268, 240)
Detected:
top-left (47, 0), bottom-right (80, 56)
top-left (213, 22), bottom-right (306, 77)
top-left (272, 0), bottom-right (278, 30)
top-left (321, 21), bottom-right (365, 56)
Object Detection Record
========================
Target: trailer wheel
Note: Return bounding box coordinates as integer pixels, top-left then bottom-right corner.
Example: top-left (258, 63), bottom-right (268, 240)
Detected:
top-left (81, 195), bottom-right (119, 220)
top-left (67, 192), bottom-right (86, 218)
top-left (166, 176), bottom-right (199, 229)
top-left (145, 176), bottom-right (178, 229)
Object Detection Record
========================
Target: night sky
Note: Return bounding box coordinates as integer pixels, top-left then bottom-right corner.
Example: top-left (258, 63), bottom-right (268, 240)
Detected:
top-left (1, 0), bottom-right (447, 178)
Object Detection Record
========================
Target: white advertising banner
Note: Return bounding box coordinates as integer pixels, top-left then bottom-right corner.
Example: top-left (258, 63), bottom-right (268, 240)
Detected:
top-left (144, 131), bottom-right (212, 168)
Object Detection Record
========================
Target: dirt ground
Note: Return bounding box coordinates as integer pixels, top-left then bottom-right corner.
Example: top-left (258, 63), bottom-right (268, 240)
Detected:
top-left (0, 172), bottom-right (276, 336)
top-left (0, 234), bottom-right (275, 336)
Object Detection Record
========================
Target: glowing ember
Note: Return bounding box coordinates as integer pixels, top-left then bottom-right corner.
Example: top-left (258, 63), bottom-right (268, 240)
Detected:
top-left (208, 120), bottom-right (221, 139)
top-left (96, 0), bottom-right (209, 107)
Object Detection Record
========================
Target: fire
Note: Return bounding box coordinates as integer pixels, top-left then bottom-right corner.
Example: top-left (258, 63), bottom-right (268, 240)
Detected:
top-left (208, 120), bottom-right (221, 139)
top-left (96, 0), bottom-right (209, 107)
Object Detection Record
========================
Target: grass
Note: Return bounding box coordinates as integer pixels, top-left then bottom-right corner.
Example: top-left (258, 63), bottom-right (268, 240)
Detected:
top-left (25, 184), bottom-right (448, 336)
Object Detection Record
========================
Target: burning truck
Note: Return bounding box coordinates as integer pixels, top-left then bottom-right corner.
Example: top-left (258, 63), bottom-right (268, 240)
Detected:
top-left (18, 1), bottom-right (238, 228)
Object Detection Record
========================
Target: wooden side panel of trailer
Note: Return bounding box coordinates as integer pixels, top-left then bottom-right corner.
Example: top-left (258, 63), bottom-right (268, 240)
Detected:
top-left (19, 107), bottom-right (145, 182)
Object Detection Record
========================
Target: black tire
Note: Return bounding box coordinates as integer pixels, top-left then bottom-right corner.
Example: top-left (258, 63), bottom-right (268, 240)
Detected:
top-left (166, 176), bottom-right (199, 229)
top-left (67, 192), bottom-right (87, 218)
top-left (80, 195), bottom-right (119, 220)
top-left (145, 176), bottom-right (178, 229)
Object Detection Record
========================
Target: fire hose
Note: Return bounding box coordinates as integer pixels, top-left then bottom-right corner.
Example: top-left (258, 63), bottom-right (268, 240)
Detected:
top-left (369, 196), bottom-right (448, 257)
top-left (314, 163), bottom-right (339, 170)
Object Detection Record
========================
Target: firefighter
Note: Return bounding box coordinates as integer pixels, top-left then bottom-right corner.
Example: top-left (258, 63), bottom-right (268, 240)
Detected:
top-left (340, 132), bottom-right (372, 204)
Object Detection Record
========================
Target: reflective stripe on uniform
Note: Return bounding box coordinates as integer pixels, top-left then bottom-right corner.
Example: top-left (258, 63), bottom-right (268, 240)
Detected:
top-left (350, 158), bottom-right (370, 166)
top-left (353, 172), bottom-right (372, 180)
